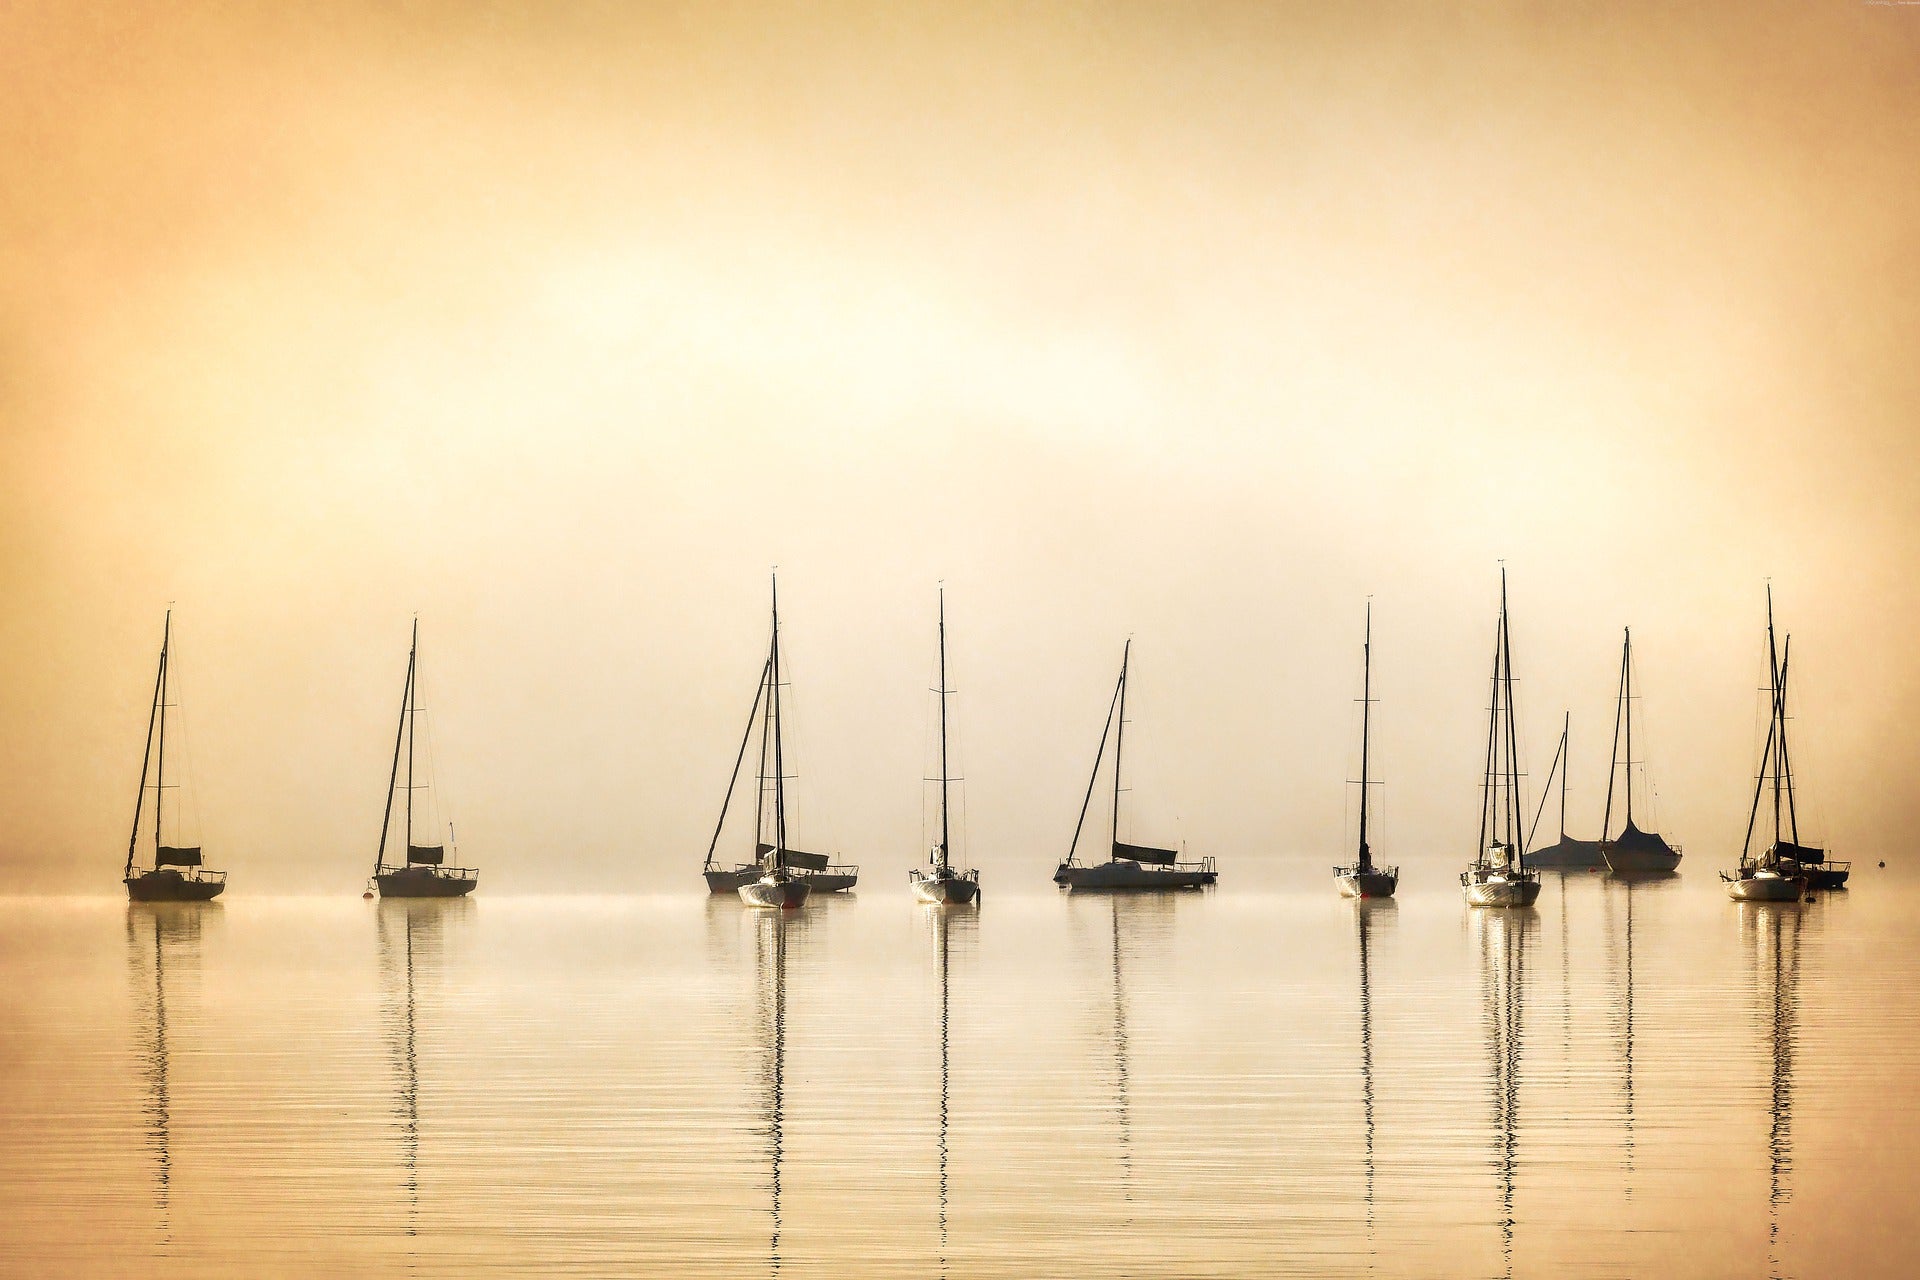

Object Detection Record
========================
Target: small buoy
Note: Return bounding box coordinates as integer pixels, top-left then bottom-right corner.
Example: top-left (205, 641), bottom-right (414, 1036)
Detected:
top-left (1880, 861), bottom-right (1887, 869)
top-left (362, 890), bottom-right (375, 900)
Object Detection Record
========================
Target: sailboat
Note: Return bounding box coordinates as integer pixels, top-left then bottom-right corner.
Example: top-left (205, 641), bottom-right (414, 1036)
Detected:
top-left (1461, 571), bottom-right (1542, 908)
top-left (371, 621), bottom-right (477, 898)
top-left (124, 611), bottom-right (226, 902)
top-left (1335, 603), bottom-right (1397, 897)
top-left (703, 580), bottom-right (857, 899)
top-left (1724, 590), bottom-right (1832, 900)
top-left (1598, 629), bottom-right (1682, 874)
top-left (1054, 640), bottom-right (1217, 890)
top-left (910, 587), bottom-right (980, 905)
top-left (1521, 714), bottom-right (1605, 869)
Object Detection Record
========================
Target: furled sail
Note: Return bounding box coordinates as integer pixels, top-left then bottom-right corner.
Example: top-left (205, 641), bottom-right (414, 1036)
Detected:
top-left (758, 842), bottom-right (830, 871)
top-left (406, 844), bottom-right (446, 865)
top-left (1525, 834), bottom-right (1603, 864)
top-left (1113, 840), bottom-right (1178, 865)
top-left (1610, 821), bottom-right (1674, 858)
top-left (156, 845), bottom-right (203, 867)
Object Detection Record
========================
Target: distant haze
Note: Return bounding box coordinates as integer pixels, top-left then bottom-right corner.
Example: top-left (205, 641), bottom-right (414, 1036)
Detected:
top-left (3, 2), bottom-right (1917, 893)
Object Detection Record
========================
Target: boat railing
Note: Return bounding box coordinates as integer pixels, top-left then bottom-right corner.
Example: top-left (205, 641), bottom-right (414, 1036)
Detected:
top-left (808, 863), bottom-right (859, 877)
top-left (182, 868), bottom-right (226, 885)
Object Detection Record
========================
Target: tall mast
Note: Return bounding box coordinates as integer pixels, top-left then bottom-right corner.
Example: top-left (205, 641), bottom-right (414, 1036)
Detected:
top-left (1559, 713), bottom-right (1570, 841)
top-left (937, 586), bottom-right (951, 873)
top-left (1622, 628), bottom-right (1635, 825)
top-left (1499, 570), bottom-right (1523, 870)
top-left (1476, 636), bottom-right (1501, 861)
top-left (406, 619), bottom-right (418, 854)
top-left (770, 575), bottom-right (788, 869)
top-left (1601, 630), bottom-right (1627, 842)
top-left (1778, 638), bottom-right (1800, 847)
top-left (754, 624), bottom-right (775, 863)
top-left (1066, 668), bottom-right (1125, 867)
top-left (1741, 645), bottom-right (1781, 864)
top-left (1766, 589), bottom-right (1783, 853)
top-left (374, 624), bottom-right (417, 878)
top-left (127, 614), bottom-right (168, 879)
top-left (155, 610), bottom-right (171, 858)
top-left (1356, 603), bottom-right (1373, 872)
top-left (1111, 639), bottom-right (1131, 856)
top-left (705, 655), bottom-right (772, 872)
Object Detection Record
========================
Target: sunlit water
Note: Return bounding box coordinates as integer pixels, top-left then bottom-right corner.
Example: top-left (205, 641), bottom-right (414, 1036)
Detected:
top-left (3, 874), bottom-right (1917, 1277)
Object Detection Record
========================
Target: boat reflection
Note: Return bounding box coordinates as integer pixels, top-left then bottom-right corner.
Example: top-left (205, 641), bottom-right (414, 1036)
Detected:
top-left (377, 897), bottom-right (472, 1239)
top-left (924, 903), bottom-right (978, 1274)
top-left (127, 902), bottom-right (215, 1233)
top-left (751, 908), bottom-right (803, 1275)
top-left (1740, 902), bottom-right (1802, 1278)
top-left (1352, 898), bottom-right (1396, 1243)
top-left (1475, 906), bottom-right (1535, 1278)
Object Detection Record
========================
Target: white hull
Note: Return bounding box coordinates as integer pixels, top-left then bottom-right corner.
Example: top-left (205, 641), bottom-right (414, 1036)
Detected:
top-left (1725, 871), bottom-right (1802, 902)
top-left (1335, 869), bottom-right (1397, 898)
top-left (739, 876), bottom-right (811, 908)
top-left (1054, 859), bottom-right (1216, 891)
top-left (1464, 876), bottom-right (1542, 908)
top-left (910, 872), bottom-right (979, 905)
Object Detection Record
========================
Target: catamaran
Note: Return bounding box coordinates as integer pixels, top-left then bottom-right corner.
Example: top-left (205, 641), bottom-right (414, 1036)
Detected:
top-left (1334, 603), bottom-right (1397, 897)
top-left (124, 610), bottom-right (226, 902)
top-left (1724, 590), bottom-right (1836, 900)
top-left (1461, 571), bottom-right (1542, 908)
top-left (1598, 628), bottom-right (1682, 874)
top-left (910, 587), bottom-right (980, 905)
top-left (1055, 640), bottom-right (1217, 890)
top-left (1522, 714), bottom-right (1605, 869)
top-left (371, 621), bottom-right (477, 898)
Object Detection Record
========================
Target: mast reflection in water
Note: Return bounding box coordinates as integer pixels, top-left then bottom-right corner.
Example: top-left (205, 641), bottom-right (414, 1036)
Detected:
top-left (377, 898), bottom-right (472, 1243)
top-left (1476, 906), bottom-right (1534, 1279)
top-left (127, 903), bottom-right (212, 1237)
top-left (1741, 902), bottom-right (1802, 1278)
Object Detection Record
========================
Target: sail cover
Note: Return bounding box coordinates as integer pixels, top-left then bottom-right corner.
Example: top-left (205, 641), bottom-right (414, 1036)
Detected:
top-left (1524, 835), bottom-right (1604, 866)
top-left (758, 842), bottom-right (830, 871)
top-left (156, 845), bottom-right (202, 867)
top-left (1611, 822), bottom-right (1674, 858)
top-left (1113, 840), bottom-right (1179, 865)
top-left (1774, 840), bottom-right (1828, 864)
top-left (406, 844), bottom-right (446, 865)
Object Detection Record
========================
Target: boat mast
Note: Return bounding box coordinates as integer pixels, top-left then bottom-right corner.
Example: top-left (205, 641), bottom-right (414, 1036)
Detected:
top-left (126, 613), bottom-right (169, 879)
top-left (1623, 628), bottom-right (1635, 827)
top-left (1559, 713), bottom-right (1570, 841)
top-left (1766, 589), bottom-right (1784, 859)
top-left (1356, 603), bottom-right (1373, 873)
top-left (704, 655), bottom-right (772, 872)
top-left (374, 623), bottom-right (417, 879)
top-left (1476, 636), bottom-right (1501, 864)
top-left (1777, 638), bottom-right (1800, 848)
top-left (1741, 643), bottom-right (1782, 865)
top-left (937, 586), bottom-right (951, 874)
top-left (155, 610), bottom-right (171, 860)
top-left (1498, 570), bottom-right (1523, 871)
top-left (1601, 629), bottom-right (1627, 842)
top-left (1111, 639), bottom-right (1131, 858)
top-left (754, 615), bottom-right (775, 865)
top-left (770, 575), bottom-right (788, 871)
top-left (406, 621), bottom-right (418, 855)
top-left (1065, 667), bottom-right (1125, 867)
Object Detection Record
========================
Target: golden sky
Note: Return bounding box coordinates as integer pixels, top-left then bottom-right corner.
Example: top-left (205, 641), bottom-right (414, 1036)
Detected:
top-left (3, 2), bottom-right (1918, 891)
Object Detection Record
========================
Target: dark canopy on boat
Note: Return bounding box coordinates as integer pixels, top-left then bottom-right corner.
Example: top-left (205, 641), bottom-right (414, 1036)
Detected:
top-left (156, 845), bottom-right (202, 867)
top-left (1524, 835), bottom-right (1604, 868)
top-left (406, 844), bottom-right (445, 865)
top-left (1113, 840), bottom-right (1179, 865)
top-left (1773, 840), bottom-right (1828, 863)
top-left (758, 842), bottom-right (831, 871)
top-left (1610, 821), bottom-right (1674, 858)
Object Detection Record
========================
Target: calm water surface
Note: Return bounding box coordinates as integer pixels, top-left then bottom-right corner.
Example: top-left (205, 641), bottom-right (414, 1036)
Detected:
top-left (3, 875), bottom-right (1918, 1277)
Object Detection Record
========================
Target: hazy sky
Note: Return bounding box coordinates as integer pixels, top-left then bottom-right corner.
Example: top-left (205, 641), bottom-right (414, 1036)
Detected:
top-left (4, 2), bottom-right (1918, 892)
